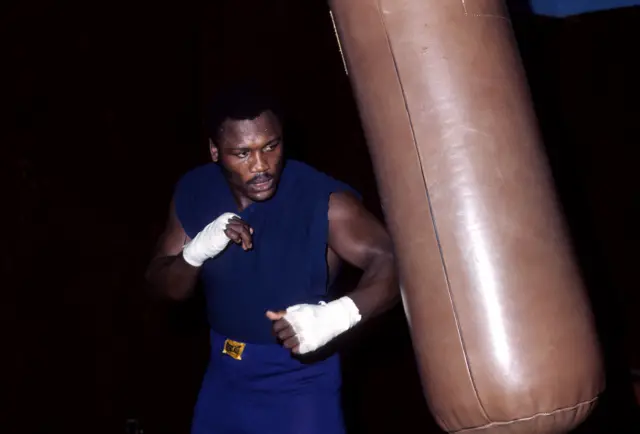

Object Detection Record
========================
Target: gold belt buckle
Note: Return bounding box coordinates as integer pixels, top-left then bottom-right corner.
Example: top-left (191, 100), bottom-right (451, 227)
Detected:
top-left (222, 339), bottom-right (246, 360)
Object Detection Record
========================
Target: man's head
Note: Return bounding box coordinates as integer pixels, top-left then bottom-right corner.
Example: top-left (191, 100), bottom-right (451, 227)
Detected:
top-left (207, 83), bottom-right (285, 207)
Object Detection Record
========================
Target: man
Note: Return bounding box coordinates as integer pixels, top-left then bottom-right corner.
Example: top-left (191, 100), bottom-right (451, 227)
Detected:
top-left (145, 83), bottom-right (399, 434)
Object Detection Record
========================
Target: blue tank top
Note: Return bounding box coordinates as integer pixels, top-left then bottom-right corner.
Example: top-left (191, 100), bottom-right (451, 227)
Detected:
top-left (174, 160), bottom-right (359, 344)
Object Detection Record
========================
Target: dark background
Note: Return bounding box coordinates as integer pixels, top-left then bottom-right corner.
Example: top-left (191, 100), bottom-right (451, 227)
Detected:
top-left (3, 1), bottom-right (639, 433)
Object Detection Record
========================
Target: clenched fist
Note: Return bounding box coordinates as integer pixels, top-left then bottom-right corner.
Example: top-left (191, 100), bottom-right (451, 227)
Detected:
top-left (182, 213), bottom-right (254, 267)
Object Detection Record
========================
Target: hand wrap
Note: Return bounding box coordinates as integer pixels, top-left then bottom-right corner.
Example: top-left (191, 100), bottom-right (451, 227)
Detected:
top-left (284, 296), bottom-right (362, 354)
top-left (182, 212), bottom-right (238, 267)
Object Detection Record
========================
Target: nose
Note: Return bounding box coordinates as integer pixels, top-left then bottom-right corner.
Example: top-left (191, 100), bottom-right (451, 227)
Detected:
top-left (250, 152), bottom-right (270, 174)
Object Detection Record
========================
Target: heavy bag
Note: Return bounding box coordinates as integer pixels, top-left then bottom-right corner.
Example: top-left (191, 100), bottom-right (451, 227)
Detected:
top-left (328, 0), bottom-right (605, 432)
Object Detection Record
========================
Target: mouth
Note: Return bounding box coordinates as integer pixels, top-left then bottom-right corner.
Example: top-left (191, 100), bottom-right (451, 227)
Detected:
top-left (250, 178), bottom-right (274, 192)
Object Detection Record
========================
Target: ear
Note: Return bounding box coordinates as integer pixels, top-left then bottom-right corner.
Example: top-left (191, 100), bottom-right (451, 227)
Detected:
top-left (209, 138), bottom-right (219, 162)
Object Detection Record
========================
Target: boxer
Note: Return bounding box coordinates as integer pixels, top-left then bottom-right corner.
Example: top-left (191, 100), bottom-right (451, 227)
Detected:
top-left (145, 83), bottom-right (400, 434)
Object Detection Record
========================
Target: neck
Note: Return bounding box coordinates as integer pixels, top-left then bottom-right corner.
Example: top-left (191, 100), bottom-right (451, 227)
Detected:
top-left (217, 163), bottom-right (254, 211)
top-left (229, 185), bottom-right (253, 211)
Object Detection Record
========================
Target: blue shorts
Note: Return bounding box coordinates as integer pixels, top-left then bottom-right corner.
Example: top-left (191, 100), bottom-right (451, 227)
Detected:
top-left (191, 331), bottom-right (346, 434)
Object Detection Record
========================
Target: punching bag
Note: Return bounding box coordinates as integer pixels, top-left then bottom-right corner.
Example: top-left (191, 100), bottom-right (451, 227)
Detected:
top-left (328, 1), bottom-right (604, 433)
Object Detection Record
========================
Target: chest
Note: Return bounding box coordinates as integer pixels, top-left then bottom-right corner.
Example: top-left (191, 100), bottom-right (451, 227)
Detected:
top-left (201, 196), bottom-right (330, 296)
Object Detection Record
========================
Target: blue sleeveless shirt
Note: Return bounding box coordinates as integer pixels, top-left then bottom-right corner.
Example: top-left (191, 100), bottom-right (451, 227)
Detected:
top-left (174, 160), bottom-right (358, 344)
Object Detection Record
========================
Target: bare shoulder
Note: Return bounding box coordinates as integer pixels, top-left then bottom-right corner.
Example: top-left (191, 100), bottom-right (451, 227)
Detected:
top-left (327, 190), bottom-right (364, 221)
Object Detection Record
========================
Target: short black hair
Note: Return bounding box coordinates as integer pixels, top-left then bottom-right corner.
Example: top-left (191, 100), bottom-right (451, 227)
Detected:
top-left (205, 81), bottom-right (283, 143)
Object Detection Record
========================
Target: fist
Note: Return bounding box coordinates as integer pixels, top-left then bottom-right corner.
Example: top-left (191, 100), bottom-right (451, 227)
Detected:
top-left (266, 297), bottom-right (362, 355)
top-left (224, 216), bottom-right (254, 251)
top-left (182, 213), bottom-right (254, 267)
top-left (266, 310), bottom-right (300, 353)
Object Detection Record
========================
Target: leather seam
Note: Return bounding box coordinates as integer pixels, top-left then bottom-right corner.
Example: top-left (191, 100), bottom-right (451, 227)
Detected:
top-left (452, 397), bottom-right (599, 433)
top-left (374, 0), bottom-right (491, 426)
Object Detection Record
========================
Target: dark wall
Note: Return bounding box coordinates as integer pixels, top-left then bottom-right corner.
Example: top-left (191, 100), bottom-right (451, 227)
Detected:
top-left (4, 1), bottom-right (638, 433)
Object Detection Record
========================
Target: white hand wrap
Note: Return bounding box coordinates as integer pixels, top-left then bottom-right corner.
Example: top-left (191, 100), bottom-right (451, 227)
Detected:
top-left (181, 212), bottom-right (238, 267)
top-left (284, 296), bottom-right (362, 354)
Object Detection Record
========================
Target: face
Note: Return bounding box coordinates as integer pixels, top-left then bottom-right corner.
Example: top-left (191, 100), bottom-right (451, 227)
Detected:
top-left (210, 110), bottom-right (284, 209)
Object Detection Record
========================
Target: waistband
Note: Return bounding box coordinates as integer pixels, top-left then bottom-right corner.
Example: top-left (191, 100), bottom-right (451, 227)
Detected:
top-left (207, 330), bottom-right (342, 393)
top-left (210, 329), bottom-right (292, 362)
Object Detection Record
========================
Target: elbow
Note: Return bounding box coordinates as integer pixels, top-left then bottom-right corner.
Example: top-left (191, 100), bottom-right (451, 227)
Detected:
top-left (164, 288), bottom-right (192, 302)
top-left (146, 282), bottom-right (191, 302)
top-left (144, 269), bottom-right (191, 302)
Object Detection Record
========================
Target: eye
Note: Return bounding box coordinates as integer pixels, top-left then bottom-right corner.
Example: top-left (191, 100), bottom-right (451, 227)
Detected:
top-left (264, 142), bottom-right (279, 152)
top-left (236, 152), bottom-right (249, 159)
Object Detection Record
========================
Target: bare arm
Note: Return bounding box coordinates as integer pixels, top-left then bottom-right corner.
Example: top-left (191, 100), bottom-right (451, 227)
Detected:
top-left (145, 199), bottom-right (200, 301)
top-left (327, 191), bottom-right (400, 321)
top-left (266, 191), bottom-right (399, 353)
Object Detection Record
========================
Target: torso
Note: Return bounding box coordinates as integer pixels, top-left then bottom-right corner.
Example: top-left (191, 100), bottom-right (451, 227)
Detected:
top-left (174, 159), bottom-right (357, 343)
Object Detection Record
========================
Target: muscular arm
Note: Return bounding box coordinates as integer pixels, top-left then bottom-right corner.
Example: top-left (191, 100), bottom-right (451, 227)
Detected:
top-left (327, 191), bottom-right (400, 321)
top-left (145, 199), bottom-right (200, 301)
top-left (267, 191), bottom-right (399, 353)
